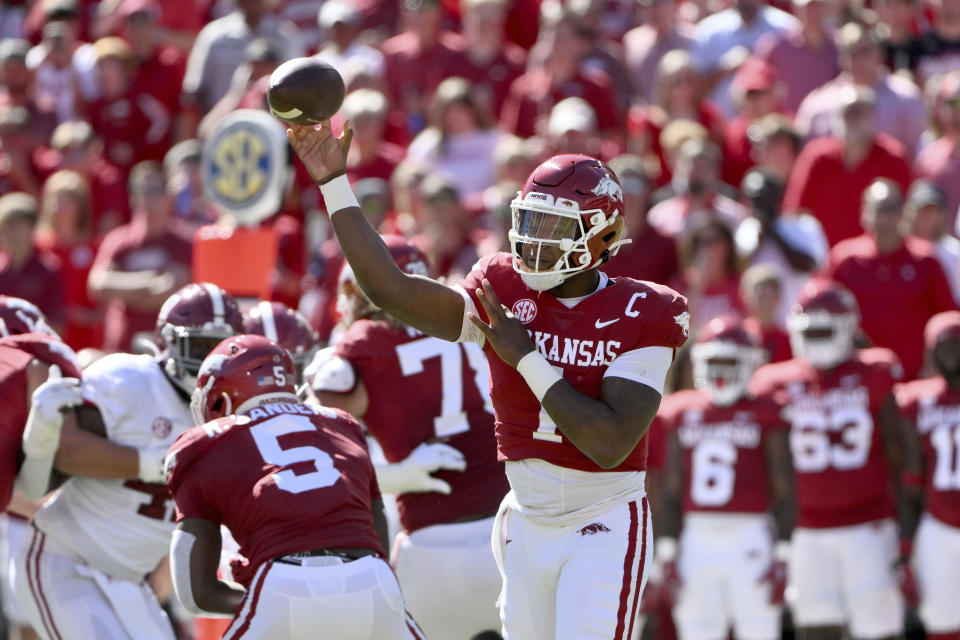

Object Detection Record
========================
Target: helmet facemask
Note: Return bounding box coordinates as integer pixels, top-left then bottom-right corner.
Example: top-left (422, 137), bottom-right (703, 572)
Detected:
top-left (162, 324), bottom-right (236, 393)
top-left (508, 192), bottom-right (626, 292)
top-left (691, 341), bottom-right (766, 406)
top-left (787, 310), bottom-right (857, 370)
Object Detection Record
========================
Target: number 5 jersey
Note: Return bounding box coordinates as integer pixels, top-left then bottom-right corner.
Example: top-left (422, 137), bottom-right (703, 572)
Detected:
top-left (34, 353), bottom-right (194, 582)
top-left (748, 348), bottom-right (903, 528)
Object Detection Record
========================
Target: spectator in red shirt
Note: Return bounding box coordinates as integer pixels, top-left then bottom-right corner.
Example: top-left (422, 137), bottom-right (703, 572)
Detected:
top-left (410, 174), bottom-right (483, 281)
top-left (87, 36), bottom-right (172, 175)
top-left (341, 88), bottom-right (405, 185)
top-left (0, 38), bottom-right (58, 138)
top-left (93, 0), bottom-right (214, 54)
top-left (380, 0), bottom-right (466, 136)
top-left (648, 138), bottom-right (748, 239)
top-left (0, 106), bottom-right (43, 198)
top-left (783, 85), bottom-right (912, 247)
top-left (33, 169), bottom-right (102, 349)
top-left (752, 0), bottom-right (839, 114)
top-left (740, 264), bottom-right (792, 361)
top-left (603, 153), bottom-right (680, 285)
top-left (748, 113), bottom-right (802, 183)
top-left (915, 70), bottom-right (960, 230)
top-left (828, 179), bottom-right (957, 378)
top-left (722, 58), bottom-right (784, 187)
top-left (627, 49), bottom-right (725, 187)
top-left (44, 119), bottom-right (129, 233)
top-left (452, 0), bottom-right (526, 119)
top-left (500, 8), bottom-right (621, 139)
top-left (0, 192), bottom-right (64, 331)
top-left (119, 0), bottom-right (187, 117)
top-left (88, 160), bottom-right (192, 352)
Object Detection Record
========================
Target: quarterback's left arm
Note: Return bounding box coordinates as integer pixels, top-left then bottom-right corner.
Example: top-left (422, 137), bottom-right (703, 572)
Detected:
top-left (171, 518), bottom-right (244, 617)
top-left (470, 280), bottom-right (668, 469)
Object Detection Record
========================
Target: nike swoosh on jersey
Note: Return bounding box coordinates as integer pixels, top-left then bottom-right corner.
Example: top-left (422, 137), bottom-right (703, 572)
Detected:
top-left (595, 318), bottom-right (620, 328)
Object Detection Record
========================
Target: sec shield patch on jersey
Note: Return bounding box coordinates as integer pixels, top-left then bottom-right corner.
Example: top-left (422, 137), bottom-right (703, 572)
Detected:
top-left (512, 299), bottom-right (537, 323)
top-left (202, 109), bottom-right (290, 226)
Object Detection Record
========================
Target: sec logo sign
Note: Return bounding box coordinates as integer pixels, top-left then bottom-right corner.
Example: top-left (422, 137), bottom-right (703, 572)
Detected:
top-left (512, 299), bottom-right (537, 323)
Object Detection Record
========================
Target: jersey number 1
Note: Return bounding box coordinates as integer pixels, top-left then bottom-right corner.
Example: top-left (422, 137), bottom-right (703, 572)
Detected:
top-left (250, 415), bottom-right (341, 494)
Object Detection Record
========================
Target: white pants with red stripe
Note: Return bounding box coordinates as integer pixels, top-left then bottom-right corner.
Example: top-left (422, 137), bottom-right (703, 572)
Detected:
top-left (0, 513), bottom-right (31, 627)
top-left (221, 555), bottom-right (425, 639)
top-left (392, 516), bottom-right (502, 639)
top-left (493, 494), bottom-right (651, 640)
top-left (673, 513), bottom-right (780, 640)
top-left (11, 527), bottom-right (174, 640)
top-left (914, 514), bottom-right (960, 633)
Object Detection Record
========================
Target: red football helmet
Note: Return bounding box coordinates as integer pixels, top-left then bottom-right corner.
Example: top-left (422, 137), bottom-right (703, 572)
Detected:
top-left (787, 279), bottom-right (860, 370)
top-left (243, 301), bottom-right (319, 381)
top-left (0, 296), bottom-right (56, 338)
top-left (157, 283), bottom-right (244, 392)
top-left (508, 154), bottom-right (628, 291)
top-left (338, 234), bottom-right (430, 323)
top-left (691, 316), bottom-right (766, 406)
top-left (190, 334), bottom-right (297, 424)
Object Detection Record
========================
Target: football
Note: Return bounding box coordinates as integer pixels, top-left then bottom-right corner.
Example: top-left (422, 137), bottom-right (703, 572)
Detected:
top-left (267, 57), bottom-right (345, 126)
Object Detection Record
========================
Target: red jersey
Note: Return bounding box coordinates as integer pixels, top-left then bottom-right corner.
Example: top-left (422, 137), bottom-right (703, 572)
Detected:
top-left (895, 376), bottom-right (960, 529)
top-left (333, 321), bottom-right (508, 533)
top-left (0, 249), bottom-right (65, 327)
top-left (603, 225), bottom-right (679, 286)
top-left (654, 390), bottom-right (785, 514)
top-left (166, 402), bottom-right (384, 588)
top-left (0, 333), bottom-right (81, 508)
top-left (829, 235), bottom-right (956, 379)
top-left (781, 135), bottom-right (912, 247)
top-left (88, 87), bottom-right (172, 173)
top-left (749, 348), bottom-right (902, 528)
top-left (459, 252), bottom-right (689, 473)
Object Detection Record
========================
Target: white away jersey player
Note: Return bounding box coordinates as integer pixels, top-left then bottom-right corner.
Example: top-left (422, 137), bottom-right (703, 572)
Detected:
top-left (34, 353), bottom-right (193, 581)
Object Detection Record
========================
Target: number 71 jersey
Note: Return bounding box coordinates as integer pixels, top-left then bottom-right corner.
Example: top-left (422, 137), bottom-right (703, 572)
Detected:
top-left (749, 348), bottom-right (903, 528)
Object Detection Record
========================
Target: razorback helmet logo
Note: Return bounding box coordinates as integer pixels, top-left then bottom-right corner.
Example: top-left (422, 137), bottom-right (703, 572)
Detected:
top-left (591, 175), bottom-right (623, 202)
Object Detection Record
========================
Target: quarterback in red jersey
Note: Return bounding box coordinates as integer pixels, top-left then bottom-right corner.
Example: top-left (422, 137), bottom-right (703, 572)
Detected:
top-left (166, 335), bottom-right (423, 639)
top-left (308, 235), bottom-right (508, 639)
top-left (653, 316), bottom-right (794, 640)
top-left (289, 123), bottom-right (688, 638)
top-left (895, 311), bottom-right (960, 640)
top-left (749, 279), bottom-right (919, 640)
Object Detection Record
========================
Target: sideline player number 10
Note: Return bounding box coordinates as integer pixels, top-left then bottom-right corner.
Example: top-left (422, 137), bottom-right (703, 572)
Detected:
top-left (288, 121), bottom-right (689, 639)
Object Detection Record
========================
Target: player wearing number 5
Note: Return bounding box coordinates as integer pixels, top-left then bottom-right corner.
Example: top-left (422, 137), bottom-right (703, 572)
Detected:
top-left (748, 279), bottom-right (921, 640)
top-left (894, 311), bottom-right (960, 640)
top-left (166, 334), bottom-right (423, 639)
top-left (288, 122), bottom-right (688, 639)
top-left (652, 316), bottom-right (795, 640)
top-left (14, 283), bottom-right (243, 640)
top-left (306, 235), bottom-right (508, 640)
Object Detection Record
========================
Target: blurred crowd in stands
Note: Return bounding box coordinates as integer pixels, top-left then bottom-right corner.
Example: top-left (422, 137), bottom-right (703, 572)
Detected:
top-left (0, 0), bottom-right (958, 382)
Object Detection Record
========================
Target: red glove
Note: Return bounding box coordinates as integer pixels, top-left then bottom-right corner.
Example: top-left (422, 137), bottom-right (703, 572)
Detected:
top-left (661, 558), bottom-right (682, 607)
top-left (758, 542), bottom-right (789, 605)
top-left (895, 538), bottom-right (919, 609)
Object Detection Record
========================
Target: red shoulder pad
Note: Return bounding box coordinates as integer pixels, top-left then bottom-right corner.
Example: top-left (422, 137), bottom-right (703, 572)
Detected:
top-left (165, 418), bottom-right (236, 493)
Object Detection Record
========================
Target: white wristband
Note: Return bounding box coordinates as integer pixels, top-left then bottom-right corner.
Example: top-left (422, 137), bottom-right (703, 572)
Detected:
top-left (774, 540), bottom-right (791, 562)
top-left (318, 174), bottom-right (359, 216)
top-left (516, 351), bottom-right (562, 403)
top-left (656, 537), bottom-right (678, 563)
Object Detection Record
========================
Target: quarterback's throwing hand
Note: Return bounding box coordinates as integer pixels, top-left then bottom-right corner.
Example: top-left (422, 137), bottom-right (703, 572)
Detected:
top-left (468, 279), bottom-right (537, 369)
top-left (286, 120), bottom-right (352, 184)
